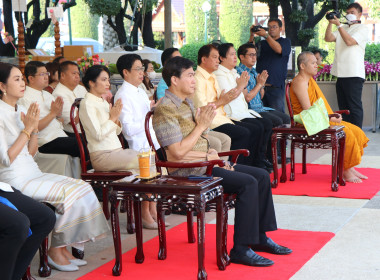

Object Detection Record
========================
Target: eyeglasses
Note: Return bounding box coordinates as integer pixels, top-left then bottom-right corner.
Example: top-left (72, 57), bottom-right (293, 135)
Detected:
top-left (245, 53), bottom-right (257, 57)
top-left (131, 67), bottom-right (145, 72)
top-left (268, 25), bottom-right (279, 30)
top-left (34, 72), bottom-right (50, 77)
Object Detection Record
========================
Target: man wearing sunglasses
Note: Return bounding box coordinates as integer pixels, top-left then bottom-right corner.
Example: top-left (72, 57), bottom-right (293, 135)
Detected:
top-left (249, 18), bottom-right (291, 114)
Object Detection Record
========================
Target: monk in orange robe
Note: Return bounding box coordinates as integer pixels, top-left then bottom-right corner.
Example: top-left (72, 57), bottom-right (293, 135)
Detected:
top-left (290, 51), bottom-right (369, 183)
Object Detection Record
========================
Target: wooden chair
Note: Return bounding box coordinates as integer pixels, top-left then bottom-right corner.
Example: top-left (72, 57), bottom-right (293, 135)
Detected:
top-left (145, 109), bottom-right (249, 268)
top-left (271, 82), bottom-right (348, 191)
top-left (70, 98), bottom-right (135, 233)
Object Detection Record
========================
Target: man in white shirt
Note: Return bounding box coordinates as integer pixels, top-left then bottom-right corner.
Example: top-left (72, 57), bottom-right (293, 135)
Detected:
top-left (214, 43), bottom-right (274, 170)
top-left (114, 54), bottom-right (162, 156)
top-left (18, 61), bottom-right (81, 157)
top-left (325, 2), bottom-right (369, 128)
top-left (52, 61), bottom-right (87, 134)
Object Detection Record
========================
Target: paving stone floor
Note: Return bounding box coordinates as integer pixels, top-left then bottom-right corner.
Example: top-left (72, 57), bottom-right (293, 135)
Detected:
top-left (30, 127), bottom-right (380, 280)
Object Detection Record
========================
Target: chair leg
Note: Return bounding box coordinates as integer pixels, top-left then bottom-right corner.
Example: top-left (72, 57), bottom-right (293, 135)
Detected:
top-left (111, 198), bottom-right (122, 276)
top-left (126, 199), bottom-right (135, 234)
top-left (338, 135), bottom-right (346, 186)
top-left (280, 139), bottom-right (288, 183)
top-left (302, 146), bottom-right (307, 174)
top-left (187, 209), bottom-right (196, 243)
top-left (331, 136), bottom-right (339, 192)
top-left (22, 266), bottom-right (35, 280)
top-left (222, 201), bottom-right (230, 266)
top-left (157, 201), bottom-right (167, 260)
top-left (271, 133), bottom-right (279, 188)
top-left (290, 141), bottom-right (295, 181)
top-left (38, 236), bottom-right (51, 277)
top-left (102, 186), bottom-right (110, 220)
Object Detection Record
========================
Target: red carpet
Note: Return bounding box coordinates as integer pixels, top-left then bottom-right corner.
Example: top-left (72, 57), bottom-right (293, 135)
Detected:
top-left (271, 164), bottom-right (380, 199)
top-left (78, 223), bottom-right (334, 280)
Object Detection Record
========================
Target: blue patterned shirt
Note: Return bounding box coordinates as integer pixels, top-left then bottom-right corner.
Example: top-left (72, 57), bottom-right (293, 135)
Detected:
top-left (236, 63), bottom-right (273, 113)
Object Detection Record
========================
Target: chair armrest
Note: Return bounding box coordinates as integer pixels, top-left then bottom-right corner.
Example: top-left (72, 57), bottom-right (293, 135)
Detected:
top-left (335, 110), bottom-right (350, 115)
top-left (218, 149), bottom-right (250, 164)
top-left (157, 159), bottom-right (225, 176)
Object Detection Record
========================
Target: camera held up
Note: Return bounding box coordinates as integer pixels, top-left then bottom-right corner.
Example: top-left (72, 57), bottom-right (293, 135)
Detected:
top-left (326, 10), bottom-right (341, 20)
top-left (251, 25), bottom-right (269, 33)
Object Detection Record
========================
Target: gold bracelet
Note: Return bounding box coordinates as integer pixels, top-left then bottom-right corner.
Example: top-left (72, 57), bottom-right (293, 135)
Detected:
top-left (21, 129), bottom-right (31, 140)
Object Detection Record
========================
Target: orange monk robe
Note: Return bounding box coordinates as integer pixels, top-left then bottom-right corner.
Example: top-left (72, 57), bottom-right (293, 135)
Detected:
top-left (290, 78), bottom-right (369, 170)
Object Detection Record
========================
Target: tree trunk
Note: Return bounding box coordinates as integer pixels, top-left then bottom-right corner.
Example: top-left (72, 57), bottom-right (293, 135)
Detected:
top-left (268, 2), bottom-right (278, 18)
top-left (279, 0), bottom-right (299, 46)
top-left (141, 12), bottom-right (155, 48)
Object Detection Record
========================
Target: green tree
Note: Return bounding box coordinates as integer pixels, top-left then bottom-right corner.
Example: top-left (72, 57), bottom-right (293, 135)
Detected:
top-left (184, 0), bottom-right (218, 44)
top-left (219, 0), bottom-right (252, 48)
top-left (257, 0), bottom-right (351, 49)
top-left (71, 0), bottom-right (99, 40)
top-left (84, 0), bottom-right (158, 50)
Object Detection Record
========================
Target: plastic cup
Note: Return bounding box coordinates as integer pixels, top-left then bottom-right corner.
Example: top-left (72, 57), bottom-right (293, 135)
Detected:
top-left (138, 152), bottom-right (151, 178)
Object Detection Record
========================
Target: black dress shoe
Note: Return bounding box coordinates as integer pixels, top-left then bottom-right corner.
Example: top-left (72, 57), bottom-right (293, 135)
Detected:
top-left (262, 159), bottom-right (273, 169)
top-left (72, 247), bottom-right (85, 260)
top-left (230, 247), bottom-right (274, 267)
top-left (251, 238), bottom-right (292, 255)
top-left (277, 156), bottom-right (291, 164)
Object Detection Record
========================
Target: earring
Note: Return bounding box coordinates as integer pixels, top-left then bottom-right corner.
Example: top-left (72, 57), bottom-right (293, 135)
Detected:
top-left (3, 91), bottom-right (6, 96)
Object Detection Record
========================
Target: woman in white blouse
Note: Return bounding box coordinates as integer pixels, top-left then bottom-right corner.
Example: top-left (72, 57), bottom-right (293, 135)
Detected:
top-left (0, 62), bottom-right (109, 272)
top-left (80, 65), bottom-right (163, 229)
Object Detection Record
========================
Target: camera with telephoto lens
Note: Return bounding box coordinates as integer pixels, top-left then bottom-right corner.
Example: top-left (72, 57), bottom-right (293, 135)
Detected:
top-left (326, 10), bottom-right (341, 20)
top-left (251, 25), bottom-right (269, 33)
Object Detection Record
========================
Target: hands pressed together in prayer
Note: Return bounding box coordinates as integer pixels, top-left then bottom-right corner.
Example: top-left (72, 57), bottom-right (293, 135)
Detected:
top-left (109, 99), bottom-right (123, 125)
top-left (22, 102), bottom-right (40, 134)
top-left (195, 103), bottom-right (217, 130)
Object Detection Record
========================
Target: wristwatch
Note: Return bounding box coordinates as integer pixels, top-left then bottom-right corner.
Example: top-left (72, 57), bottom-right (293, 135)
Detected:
top-left (263, 33), bottom-right (269, 39)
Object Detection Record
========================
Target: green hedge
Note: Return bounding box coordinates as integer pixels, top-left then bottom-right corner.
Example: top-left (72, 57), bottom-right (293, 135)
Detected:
top-left (365, 43), bottom-right (380, 63)
top-left (219, 0), bottom-right (252, 48)
top-left (184, 0), bottom-right (218, 44)
top-left (71, 0), bottom-right (99, 40)
top-left (180, 42), bottom-right (205, 68)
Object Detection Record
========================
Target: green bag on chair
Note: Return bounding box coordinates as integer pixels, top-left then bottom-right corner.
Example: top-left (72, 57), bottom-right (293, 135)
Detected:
top-left (293, 97), bottom-right (330, 136)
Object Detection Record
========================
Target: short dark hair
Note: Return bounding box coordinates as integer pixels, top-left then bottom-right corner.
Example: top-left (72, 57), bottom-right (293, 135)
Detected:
top-left (297, 51), bottom-right (314, 70)
top-left (0, 62), bottom-right (17, 99)
top-left (116, 54), bottom-right (142, 78)
top-left (25, 61), bottom-right (46, 83)
top-left (142, 59), bottom-right (152, 73)
top-left (82, 65), bottom-right (110, 91)
top-left (347, 2), bottom-right (362, 13)
top-left (218, 43), bottom-right (234, 60)
top-left (197, 44), bottom-right (219, 65)
top-left (58, 61), bottom-right (79, 79)
top-left (268, 18), bottom-right (282, 28)
top-left (237, 43), bottom-right (256, 60)
top-left (161, 48), bottom-right (179, 66)
top-left (45, 62), bottom-right (59, 84)
top-left (312, 50), bottom-right (322, 56)
top-left (53, 56), bottom-right (65, 64)
top-left (162, 56), bottom-right (194, 87)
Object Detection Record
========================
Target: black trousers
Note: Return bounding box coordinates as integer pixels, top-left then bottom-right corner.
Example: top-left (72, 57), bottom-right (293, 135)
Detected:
top-left (238, 117), bottom-right (273, 162)
top-left (262, 86), bottom-right (286, 113)
top-left (0, 188), bottom-right (56, 280)
top-left (260, 110), bottom-right (290, 127)
top-left (213, 123), bottom-right (253, 165)
top-left (212, 164), bottom-right (277, 246)
top-left (39, 134), bottom-right (81, 157)
top-left (336, 77), bottom-right (365, 128)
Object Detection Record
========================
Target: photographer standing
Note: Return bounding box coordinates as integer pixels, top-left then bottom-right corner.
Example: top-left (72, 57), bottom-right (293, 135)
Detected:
top-left (325, 2), bottom-right (369, 128)
top-left (249, 19), bottom-right (291, 113)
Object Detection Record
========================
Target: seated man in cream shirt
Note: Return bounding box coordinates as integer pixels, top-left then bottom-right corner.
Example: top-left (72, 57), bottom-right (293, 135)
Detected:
top-left (52, 61), bottom-right (87, 135)
top-left (18, 61), bottom-right (81, 157)
top-left (214, 43), bottom-right (273, 169)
